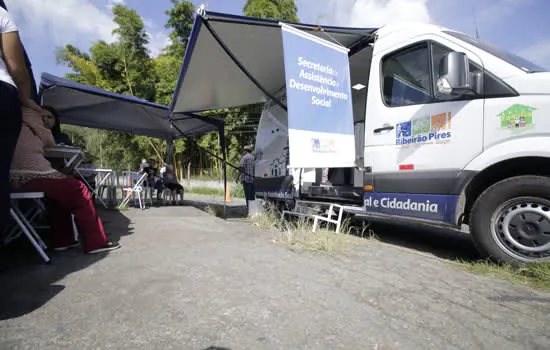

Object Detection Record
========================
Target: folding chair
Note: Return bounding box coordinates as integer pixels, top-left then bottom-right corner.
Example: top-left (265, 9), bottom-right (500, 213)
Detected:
top-left (98, 170), bottom-right (119, 207)
top-left (118, 172), bottom-right (151, 209)
top-left (7, 192), bottom-right (50, 263)
top-left (4, 195), bottom-right (46, 243)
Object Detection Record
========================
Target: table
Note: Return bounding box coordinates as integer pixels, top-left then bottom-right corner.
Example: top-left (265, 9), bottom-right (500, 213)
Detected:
top-left (44, 146), bottom-right (85, 168)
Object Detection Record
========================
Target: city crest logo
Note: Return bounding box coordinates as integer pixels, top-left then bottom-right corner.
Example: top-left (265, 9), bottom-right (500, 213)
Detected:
top-left (311, 137), bottom-right (336, 153)
top-left (396, 112), bottom-right (452, 146)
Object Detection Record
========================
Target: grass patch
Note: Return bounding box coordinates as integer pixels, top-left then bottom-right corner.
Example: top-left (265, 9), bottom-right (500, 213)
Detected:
top-left (457, 260), bottom-right (550, 290)
top-left (186, 185), bottom-right (245, 199)
top-left (188, 175), bottom-right (222, 181)
top-left (253, 202), bottom-right (375, 254)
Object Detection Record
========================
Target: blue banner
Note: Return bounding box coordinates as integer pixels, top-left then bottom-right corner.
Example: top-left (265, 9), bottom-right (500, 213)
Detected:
top-left (281, 24), bottom-right (355, 168)
top-left (364, 192), bottom-right (459, 224)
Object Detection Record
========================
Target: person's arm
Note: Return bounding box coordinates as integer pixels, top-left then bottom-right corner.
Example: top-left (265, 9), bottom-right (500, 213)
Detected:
top-left (0, 15), bottom-right (40, 112)
top-left (22, 108), bottom-right (55, 147)
top-left (238, 157), bottom-right (245, 183)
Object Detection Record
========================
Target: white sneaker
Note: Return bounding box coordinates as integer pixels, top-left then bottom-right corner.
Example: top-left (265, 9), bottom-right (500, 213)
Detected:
top-left (87, 242), bottom-right (121, 254)
top-left (54, 242), bottom-right (80, 251)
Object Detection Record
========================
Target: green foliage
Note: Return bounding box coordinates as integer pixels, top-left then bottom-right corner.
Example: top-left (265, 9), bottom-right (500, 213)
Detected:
top-left (154, 53), bottom-right (181, 106)
top-left (458, 260), bottom-right (550, 290)
top-left (164, 0), bottom-right (195, 59)
top-left (243, 0), bottom-right (300, 22)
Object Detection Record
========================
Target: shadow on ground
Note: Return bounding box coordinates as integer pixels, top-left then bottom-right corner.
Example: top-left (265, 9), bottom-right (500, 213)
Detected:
top-left (182, 196), bottom-right (479, 262)
top-left (0, 207), bottom-right (133, 320)
top-left (184, 199), bottom-right (248, 220)
top-left (352, 215), bottom-right (479, 262)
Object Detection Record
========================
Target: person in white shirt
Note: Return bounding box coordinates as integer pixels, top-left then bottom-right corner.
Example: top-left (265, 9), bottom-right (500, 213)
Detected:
top-left (0, 7), bottom-right (42, 230)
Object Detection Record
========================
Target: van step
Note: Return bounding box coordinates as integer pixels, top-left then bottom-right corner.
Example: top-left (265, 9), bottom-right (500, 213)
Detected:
top-left (281, 200), bottom-right (345, 233)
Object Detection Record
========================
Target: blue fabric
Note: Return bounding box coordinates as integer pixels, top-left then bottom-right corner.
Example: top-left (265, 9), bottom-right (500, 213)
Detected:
top-left (39, 73), bottom-right (219, 139)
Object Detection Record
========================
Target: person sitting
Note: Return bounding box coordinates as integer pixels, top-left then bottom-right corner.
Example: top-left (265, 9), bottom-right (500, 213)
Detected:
top-left (162, 164), bottom-right (184, 205)
top-left (41, 105), bottom-right (72, 146)
top-left (142, 158), bottom-right (163, 200)
top-left (40, 106), bottom-right (98, 200)
top-left (9, 106), bottom-right (120, 254)
top-left (138, 159), bottom-right (149, 172)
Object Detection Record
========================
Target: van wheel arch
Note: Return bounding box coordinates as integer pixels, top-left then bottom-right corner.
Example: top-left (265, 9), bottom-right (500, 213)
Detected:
top-left (462, 157), bottom-right (550, 225)
top-left (470, 175), bottom-right (550, 264)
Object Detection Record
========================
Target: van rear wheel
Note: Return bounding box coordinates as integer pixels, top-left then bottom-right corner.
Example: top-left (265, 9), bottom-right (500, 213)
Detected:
top-left (470, 176), bottom-right (550, 264)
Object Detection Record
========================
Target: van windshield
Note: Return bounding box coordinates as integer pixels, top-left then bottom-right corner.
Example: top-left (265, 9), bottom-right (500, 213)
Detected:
top-left (444, 31), bottom-right (548, 73)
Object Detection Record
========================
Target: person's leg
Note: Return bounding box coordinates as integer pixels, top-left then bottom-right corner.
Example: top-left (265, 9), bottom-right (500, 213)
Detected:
top-left (21, 177), bottom-right (109, 252)
top-left (45, 199), bottom-right (78, 249)
top-left (20, 181), bottom-right (77, 249)
top-left (0, 82), bottom-right (22, 230)
top-left (243, 182), bottom-right (253, 208)
top-left (177, 185), bottom-right (184, 204)
top-left (250, 182), bottom-right (256, 201)
top-left (155, 180), bottom-right (163, 199)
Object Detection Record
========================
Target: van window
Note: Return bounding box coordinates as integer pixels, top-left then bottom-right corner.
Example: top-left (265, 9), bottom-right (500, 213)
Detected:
top-left (382, 43), bottom-right (434, 107)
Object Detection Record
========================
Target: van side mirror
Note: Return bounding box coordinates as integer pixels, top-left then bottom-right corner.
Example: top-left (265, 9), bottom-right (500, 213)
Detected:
top-left (437, 52), bottom-right (475, 96)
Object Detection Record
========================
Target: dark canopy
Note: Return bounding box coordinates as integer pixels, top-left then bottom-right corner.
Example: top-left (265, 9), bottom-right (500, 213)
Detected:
top-left (169, 11), bottom-right (377, 114)
top-left (39, 73), bottom-right (220, 139)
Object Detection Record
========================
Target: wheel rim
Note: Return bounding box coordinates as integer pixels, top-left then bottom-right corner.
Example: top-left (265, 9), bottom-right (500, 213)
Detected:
top-left (491, 197), bottom-right (550, 262)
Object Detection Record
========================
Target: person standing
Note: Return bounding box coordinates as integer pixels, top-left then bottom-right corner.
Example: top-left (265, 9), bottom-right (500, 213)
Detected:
top-left (238, 145), bottom-right (256, 208)
top-left (0, 7), bottom-right (42, 230)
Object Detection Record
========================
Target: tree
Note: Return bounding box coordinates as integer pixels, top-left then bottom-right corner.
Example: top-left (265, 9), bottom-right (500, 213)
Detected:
top-left (56, 4), bottom-right (163, 171)
top-left (164, 0), bottom-right (196, 59)
top-left (112, 5), bottom-right (157, 101)
top-left (243, 0), bottom-right (299, 22)
top-left (154, 54), bottom-right (181, 106)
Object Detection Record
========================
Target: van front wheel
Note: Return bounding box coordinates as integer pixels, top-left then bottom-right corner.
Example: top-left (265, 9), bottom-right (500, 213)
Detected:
top-left (470, 176), bottom-right (550, 264)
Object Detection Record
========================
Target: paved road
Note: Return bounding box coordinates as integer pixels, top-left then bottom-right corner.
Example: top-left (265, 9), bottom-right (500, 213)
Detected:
top-left (0, 207), bottom-right (549, 350)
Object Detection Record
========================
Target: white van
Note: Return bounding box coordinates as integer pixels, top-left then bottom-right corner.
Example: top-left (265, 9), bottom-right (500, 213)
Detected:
top-left (169, 11), bottom-right (549, 264)
top-left (254, 23), bottom-right (550, 264)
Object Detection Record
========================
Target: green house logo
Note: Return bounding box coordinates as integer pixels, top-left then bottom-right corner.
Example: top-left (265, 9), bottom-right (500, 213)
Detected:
top-left (497, 104), bottom-right (536, 133)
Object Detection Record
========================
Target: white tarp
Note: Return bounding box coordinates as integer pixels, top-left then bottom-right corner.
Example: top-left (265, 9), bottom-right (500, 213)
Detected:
top-left (254, 89), bottom-right (289, 178)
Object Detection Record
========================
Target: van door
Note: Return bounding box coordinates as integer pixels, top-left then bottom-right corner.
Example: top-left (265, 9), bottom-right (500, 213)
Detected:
top-left (364, 36), bottom-right (484, 223)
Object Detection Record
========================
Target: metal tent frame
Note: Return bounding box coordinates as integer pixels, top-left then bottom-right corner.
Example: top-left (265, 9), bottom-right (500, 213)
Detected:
top-left (167, 9), bottom-right (377, 215)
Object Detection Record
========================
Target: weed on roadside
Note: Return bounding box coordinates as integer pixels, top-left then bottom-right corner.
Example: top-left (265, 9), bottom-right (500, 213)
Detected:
top-left (457, 260), bottom-right (550, 290)
top-left (186, 185), bottom-right (245, 199)
top-left (253, 202), bottom-right (375, 254)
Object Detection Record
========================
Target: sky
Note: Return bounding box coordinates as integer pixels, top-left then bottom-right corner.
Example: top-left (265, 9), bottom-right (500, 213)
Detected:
top-left (4, 0), bottom-right (550, 87)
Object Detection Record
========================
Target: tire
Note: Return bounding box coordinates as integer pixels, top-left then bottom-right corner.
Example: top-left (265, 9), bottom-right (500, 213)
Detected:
top-left (470, 175), bottom-right (550, 265)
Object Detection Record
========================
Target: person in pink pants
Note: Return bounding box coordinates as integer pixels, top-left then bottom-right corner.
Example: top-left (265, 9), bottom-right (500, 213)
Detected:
top-left (10, 106), bottom-right (120, 254)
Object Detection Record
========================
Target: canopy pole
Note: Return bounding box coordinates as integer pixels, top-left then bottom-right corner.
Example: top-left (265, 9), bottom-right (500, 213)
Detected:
top-left (171, 122), bottom-right (251, 218)
top-left (219, 124), bottom-right (227, 218)
top-left (200, 16), bottom-right (288, 112)
top-left (166, 137), bottom-right (174, 165)
top-left (171, 122), bottom-right (243, 174)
